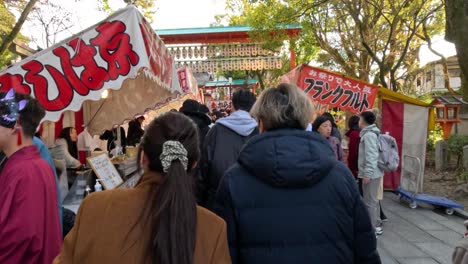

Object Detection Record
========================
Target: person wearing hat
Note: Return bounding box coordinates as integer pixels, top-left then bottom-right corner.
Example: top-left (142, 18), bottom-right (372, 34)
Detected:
top-left (179, 99), bottom-right (212, 152)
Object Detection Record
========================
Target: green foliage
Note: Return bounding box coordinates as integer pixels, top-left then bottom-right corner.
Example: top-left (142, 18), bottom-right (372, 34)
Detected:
top-left (98, 0), bottom-right (155, 22)
top-left (427, 123), bottom-right (443, 151)
top-left (218, 89), bottom-right (225, 100)
top-left (0, 0), bottom-right (20, 69)
top-left (220, 0), bottom-right (445, 94)
top-left (447, 134), bottom-right (468, 156)
top-left (418, 93), bottom-right (434, 104)
top-left (459, 171), bottom-right (468, 181)
top-left (222, 70), bottom-right (249, 80)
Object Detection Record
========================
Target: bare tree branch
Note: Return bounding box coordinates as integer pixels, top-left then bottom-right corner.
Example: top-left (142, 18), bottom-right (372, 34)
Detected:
top-left (0, 0), bottom-right (39, 56)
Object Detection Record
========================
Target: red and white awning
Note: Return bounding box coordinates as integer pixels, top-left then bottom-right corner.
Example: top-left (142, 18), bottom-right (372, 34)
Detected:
top-left (0, 6), bottom-right (182, 134)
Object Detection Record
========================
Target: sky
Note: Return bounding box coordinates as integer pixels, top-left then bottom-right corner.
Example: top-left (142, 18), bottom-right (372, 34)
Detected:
top-left (20, 0), bottom-right (227, 49)
top-left (18, 0), bottom-right (456, 66)
top-left (419, 36), bottom-right (457, 66)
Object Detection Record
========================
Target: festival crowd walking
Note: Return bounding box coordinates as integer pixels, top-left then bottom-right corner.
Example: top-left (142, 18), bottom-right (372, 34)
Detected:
top-left (1, 83), bottom-right (467, 264)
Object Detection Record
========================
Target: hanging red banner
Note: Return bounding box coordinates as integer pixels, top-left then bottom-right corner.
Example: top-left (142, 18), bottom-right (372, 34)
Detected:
top-left (282, 64), bottom-right (379, 113)
top-left (177, 68), bottom-right (189, 93)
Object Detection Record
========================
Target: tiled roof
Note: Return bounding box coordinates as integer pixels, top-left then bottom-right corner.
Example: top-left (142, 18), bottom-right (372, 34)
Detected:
top-left (156, 25), bottom-right (301, 36)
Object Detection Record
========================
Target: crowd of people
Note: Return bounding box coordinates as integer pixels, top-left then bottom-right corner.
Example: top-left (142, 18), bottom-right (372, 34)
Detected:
top-left (210, 101), bottom-right (232, 122)
top-left (0, 83), bottom-right (466, 264)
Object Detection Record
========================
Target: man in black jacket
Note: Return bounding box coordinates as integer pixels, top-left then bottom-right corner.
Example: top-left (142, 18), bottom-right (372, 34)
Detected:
top-left (198, 89), bottom-right (257, 210)
top-left (179, 99), bottom-right (212, 152)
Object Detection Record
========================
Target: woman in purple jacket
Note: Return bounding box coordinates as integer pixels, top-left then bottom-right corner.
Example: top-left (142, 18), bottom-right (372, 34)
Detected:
top-left (313, 115), bottom-right (344, 162)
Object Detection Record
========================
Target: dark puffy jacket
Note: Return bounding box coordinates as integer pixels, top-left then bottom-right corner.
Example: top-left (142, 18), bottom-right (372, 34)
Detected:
top-left (182, 111), bottom-right (212, 152)
top-left (215, 129), bottom-right (381, 264)
top-left (198, 112), bottom-right (258, 209)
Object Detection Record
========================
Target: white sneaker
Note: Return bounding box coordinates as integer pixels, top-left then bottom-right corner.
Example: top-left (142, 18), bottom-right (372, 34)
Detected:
top-left (375, 226), bottom-right (384, 236)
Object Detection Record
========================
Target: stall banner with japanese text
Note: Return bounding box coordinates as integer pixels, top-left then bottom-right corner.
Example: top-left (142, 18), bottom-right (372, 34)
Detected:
top-left (177, 66), bottom-right (198, 95)
top-left (283, 65), bottom-right (379, 113)
top-left (0, 6), bottom-right (178, 123)
top-left (177, 68), bottom-right (190, 93)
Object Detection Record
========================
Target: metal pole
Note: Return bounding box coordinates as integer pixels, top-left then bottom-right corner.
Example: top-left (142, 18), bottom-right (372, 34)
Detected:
top-left (228, 77), bottom-right (233, 101)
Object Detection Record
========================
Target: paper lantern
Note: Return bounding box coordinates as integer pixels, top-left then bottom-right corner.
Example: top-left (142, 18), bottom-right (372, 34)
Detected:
top-left (206, 46), bottom-right (214, 57)
top-left (193, 47), bottom-right (199, 58)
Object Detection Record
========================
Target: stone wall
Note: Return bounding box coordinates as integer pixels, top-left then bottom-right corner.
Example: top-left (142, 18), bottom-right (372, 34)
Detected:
top-left (455, 117), bottom-right (468, 136)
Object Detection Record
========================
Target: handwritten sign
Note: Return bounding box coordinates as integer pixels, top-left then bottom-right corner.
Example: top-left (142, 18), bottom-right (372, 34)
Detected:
top-left (87, 153), bottom-right (123, 190)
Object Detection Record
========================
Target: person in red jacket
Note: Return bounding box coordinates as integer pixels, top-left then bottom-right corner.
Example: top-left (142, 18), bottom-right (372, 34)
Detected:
top-left (0, 91), bottom-right (61, 264)
top-left (346, 116), bottom-right (361, 192)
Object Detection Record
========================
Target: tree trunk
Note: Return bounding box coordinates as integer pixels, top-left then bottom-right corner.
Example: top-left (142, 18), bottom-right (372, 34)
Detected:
top-left (441, 59), bottom-right (456, 94)
top-left (378, 68), bottom-right (388, 88)
top-left (426, 39), bottom-right (457, 94)
top-left (390, 70), bottom-right (399, 92)
top-left (0, 0), bottom-right (39, 57)
top-left (445, 0), bottom-right (468, 104)
top-left (255, 71), bottom-right (265, 91)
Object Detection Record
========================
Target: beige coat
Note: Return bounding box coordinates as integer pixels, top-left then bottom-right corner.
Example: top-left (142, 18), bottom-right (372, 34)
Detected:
top-left (54, 172), bottom-right (231, 264)
top-left (377, 176), bottom-right (384, 200)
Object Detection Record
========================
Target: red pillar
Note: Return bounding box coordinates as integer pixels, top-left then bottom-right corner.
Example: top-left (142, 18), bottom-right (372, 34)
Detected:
top-left (290, 49), bottom-right (296, 70)
top-left (54, 114), bottom-right (64, 140)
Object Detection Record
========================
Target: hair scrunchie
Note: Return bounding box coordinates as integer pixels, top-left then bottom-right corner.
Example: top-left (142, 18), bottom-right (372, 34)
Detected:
top-left (160, 140), bottom-right (188, 173)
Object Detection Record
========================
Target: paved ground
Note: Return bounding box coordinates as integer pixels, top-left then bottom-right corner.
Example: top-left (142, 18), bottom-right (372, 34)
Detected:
top-left (378, 192), bottom-right (466, 264)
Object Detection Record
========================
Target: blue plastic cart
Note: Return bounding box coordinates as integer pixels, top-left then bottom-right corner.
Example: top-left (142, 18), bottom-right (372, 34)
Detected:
top-left (396, 155), bottom-right (463, 215)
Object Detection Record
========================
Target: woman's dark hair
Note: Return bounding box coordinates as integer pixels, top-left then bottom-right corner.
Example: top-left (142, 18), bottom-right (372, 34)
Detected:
top-left (5, 93), bottom-right (45, 137)
top-left (59, 127), bottom-right (78, 159)
top-left (199, 104), bottom-right (210, 114)
top-left (322, 112), bottom-right (337, 128)
top-left (312, 115), bottom-right (331, 132)
top-left (138, 112), bottom-right (200, 264)
top-left (136, 116), bottom-right (145, 123)
top-left (360, 111), bottom-right (376, 125)
top-left (232, 89), bottom-right (256, 112)
top-left (348, 115), bottom-right (360, 130)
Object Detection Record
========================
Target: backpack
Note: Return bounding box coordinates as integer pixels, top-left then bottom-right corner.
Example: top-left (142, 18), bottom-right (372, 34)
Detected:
top-left (375, 132), bottom-right (400, 172)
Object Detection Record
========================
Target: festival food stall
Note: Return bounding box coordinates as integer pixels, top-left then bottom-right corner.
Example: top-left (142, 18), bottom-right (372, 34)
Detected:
top-left (0, 6), bottom-right (189, 210)
top-left (282, 64), bottom-right (434, 190)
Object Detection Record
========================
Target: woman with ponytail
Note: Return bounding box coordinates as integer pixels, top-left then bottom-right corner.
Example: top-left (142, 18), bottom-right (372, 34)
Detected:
top-left (54, 112), bottom-right (231, 264)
